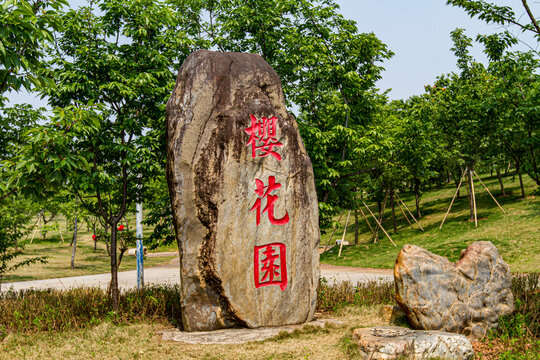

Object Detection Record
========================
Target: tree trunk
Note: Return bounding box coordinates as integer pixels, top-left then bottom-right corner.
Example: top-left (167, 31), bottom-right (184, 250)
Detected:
top-left (354, 209), bottom-right (359, 245)
top-left (390, 189), bottom-right (397, 233)
top-left (71, 215), bottom-right (77, 270)
top-left (110, 224), bottom-right (119, 311)
top-left (528, 130), bottom-right (539, 185)
top-left (39, 209), bottom-right (44, 239)
top-left (496, 168), bottom-right (506, 196)
top-left (71, 197), bottom-right (78, 270)
top-left (93, 223), bottom-right (97, 250)
top-left (467, 168), bottom-right (475, 222)
top-left (13, 197), bottom-right (18, 250)
top-left (414, 178), bottom-right (422, 219)
top-left (454, 170), bottom-right (461, 199)
top-left (516, 163), bottom-right (526, 198)
top-left (374, 193), bottom-right (388, 242)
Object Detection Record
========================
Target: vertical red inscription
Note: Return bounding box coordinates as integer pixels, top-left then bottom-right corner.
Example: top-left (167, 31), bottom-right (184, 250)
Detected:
top-left (254, 243), bottom-right (287, 291)
top-left (250, 175), bottom-right (289, 226)
top-left (244, 114), bottom-right (283, 161)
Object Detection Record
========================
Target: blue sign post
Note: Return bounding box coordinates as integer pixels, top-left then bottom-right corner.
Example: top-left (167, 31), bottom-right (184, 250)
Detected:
top-left (136, 202), bottom-right (144, 289)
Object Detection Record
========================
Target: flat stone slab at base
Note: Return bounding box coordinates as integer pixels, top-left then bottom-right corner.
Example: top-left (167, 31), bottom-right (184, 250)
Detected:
top-left (162, 319), bottom-right (342, 344)
top-left (353, 326), bottom-right (474, 360)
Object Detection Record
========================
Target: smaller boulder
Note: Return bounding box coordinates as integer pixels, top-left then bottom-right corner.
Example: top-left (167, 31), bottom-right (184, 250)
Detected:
top-left (394, 241), bottom-right (514, 338)
top-left (353, 326), bottom-right (474, 360)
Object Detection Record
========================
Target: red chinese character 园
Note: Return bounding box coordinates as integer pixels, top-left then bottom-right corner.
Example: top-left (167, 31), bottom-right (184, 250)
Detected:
top-left (250, 176), bottom-right (289, 226)
top-left (244, 114), bottom-right (283, 161)
top-left (254, 243), bottom-right (287, 291)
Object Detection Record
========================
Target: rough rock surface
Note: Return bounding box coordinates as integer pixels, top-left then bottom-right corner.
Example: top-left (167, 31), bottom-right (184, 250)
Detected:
top-left (353, 326), bottom-right (474, 360)
top-left (162, 319), bottom-right (343, 344)
top-left (380, 305), bottom-right (405, 323)
top-left (166, 50), bottom-right (319, 331)
top-left (394, 241), bottom-right (514, 338)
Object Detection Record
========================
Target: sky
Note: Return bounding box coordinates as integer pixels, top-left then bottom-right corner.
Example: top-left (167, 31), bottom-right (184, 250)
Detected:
top-left (336, 0), bottom-right (539, 99)
top-left (5, 0), bottom-right (539, 106)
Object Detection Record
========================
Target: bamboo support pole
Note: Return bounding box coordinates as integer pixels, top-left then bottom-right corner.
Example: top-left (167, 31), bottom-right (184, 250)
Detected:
top-left (29, 216), bottom-right (41, 244)
top-left (439, 169), bottom-right (467, 230)
top-left (323, 213), bottom-right (343, 253)
top-left (359, 206), bottom-right (376, 235)
top-left (470, 169), bottom-right (478, 227)
top-left (473, 171), bottom-right (506, 214)
top-left (58, 224), bottom-right (65, 243)
top-left (397, 200), bottom-right (414, 230)
top-left (338, 210), bottom-right (352, 257)
top-left (362, 201), bottom-right (397, 247)
top-left (395, 192), bottom-right (424, 232)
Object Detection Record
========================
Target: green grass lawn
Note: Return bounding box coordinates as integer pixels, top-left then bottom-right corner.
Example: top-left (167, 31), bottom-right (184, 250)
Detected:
top-left (4, 220), bottom-right (177, 283)
top-left (320, 172), bottom-right (539, 273)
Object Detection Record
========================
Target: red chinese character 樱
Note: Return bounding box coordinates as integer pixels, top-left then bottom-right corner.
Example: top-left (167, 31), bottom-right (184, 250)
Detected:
top-left (254, 243), bottom-right (287, 291)
top-left (244, 114), bottom-right (283, 161)
top-left (250, 176), bottom-right (289, 226)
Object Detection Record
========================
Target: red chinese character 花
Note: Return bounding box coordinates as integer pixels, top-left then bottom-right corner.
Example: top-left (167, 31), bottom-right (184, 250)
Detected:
top-left (250, 176), bottom-right (289, 226)
top-left (244, 114), bottom-right (283, 161)
top-left (254, 243), bottom-right (287, 291)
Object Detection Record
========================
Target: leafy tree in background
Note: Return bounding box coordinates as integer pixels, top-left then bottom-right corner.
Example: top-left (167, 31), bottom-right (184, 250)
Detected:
top-left (0, 0), bottom-right (66, 96)
top-left (485, 50), bottom-right (540, 196)
top-left (446, 0), bottom-right (540, 43)
top-left (0, 197), bottom-right (48, 291)
top-left (40, 0), bottom-right (205, 309)
top-left (0, 105), bottom-right (49, 290)
top-left (205, 0), bottom-right (393, 228)
top-left (428, 29), bottom-right (498, 220)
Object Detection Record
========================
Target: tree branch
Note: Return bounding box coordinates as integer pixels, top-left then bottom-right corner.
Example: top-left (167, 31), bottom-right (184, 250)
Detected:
top-left (521, 0), bottom-right (540, 36)
top-left (0, 188), bottom-right (17, 202)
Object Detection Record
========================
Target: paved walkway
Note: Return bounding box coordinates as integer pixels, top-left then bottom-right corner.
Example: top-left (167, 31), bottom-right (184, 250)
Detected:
top-left (1, 255), bottom-right (393, 293)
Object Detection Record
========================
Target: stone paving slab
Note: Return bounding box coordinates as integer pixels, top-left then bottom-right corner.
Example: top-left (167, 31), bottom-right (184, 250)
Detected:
top-left (161, 319), bottom-right (344, 344)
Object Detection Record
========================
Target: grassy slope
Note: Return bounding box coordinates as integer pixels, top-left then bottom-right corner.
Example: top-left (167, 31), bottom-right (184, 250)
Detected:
top-left (320, 172), bottom-right (539, 273)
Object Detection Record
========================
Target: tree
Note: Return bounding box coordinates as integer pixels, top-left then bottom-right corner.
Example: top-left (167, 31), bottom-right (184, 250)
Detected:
top-left (0, 0), bottom-right (66, 96)
top-left (206, 0), bottom-right (393, 228)
top-left (446, 0), bottom-right (540, 42)
top-left (0, 197), bottom-right (47, 291)
top-left (41, 0), bottom-right (204, 309)
top-left (485, 50), bottom-right (540, 196)
top-left (428, 29), bottom-right (497, 220)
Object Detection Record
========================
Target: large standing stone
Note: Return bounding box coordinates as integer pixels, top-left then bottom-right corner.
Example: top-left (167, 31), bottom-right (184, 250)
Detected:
top-left (166, 50), bottom-right (319, 332)
top-left (394, 241), bottom-right (514, 338)
top-left (353, 326), bottom-right (474, 360)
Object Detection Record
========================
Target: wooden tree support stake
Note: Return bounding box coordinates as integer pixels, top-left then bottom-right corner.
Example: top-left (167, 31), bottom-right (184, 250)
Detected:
top-left (362, 201), bottom-right (397, 247)
top-left (439, 169), bottom-right (467, 230)
top-left (58, 223), bottom-right (65, 243)
top-left (395, 192), bottom-right (424, 232)
top-left (323, 212), bottom-right (343, 253)
top-left (473, 171), bottom-right (507, 214)
top-left (359, 206), bottom-right (376, 236)
top-left (396, 200), bottom-right (414, 230)
top-left (29, 216), bottom-right (41, 244)
top-left (338, 210), bottom-right (352, 257)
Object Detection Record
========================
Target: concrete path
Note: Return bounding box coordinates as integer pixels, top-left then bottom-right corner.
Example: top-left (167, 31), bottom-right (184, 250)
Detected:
top-left (1, 255), bottom-right (393, 293)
